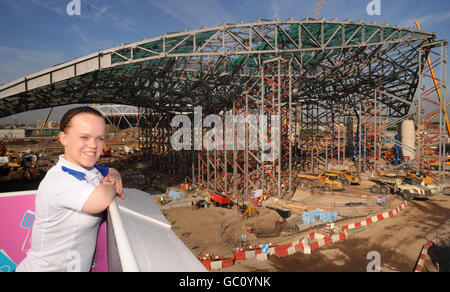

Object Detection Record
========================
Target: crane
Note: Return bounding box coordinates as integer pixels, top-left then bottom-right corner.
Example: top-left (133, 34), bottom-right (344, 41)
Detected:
top-left (414, 20), bottom-right (450, 137)
top-left (41, 107), bottom-right (54, 128)
top-left (36, 107), bottom-right (54, 129)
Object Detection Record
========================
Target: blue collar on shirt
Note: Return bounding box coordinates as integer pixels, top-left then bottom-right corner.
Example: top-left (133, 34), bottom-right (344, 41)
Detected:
top-left (61, 165), bottom-right (109, 182)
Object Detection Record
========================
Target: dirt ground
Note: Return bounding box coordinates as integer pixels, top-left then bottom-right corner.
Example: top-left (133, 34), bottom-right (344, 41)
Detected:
top-left (159, 186), bottom-right (450, 272)
top-left (222, 194), bottom-right (450, 272)
top-left (161, 203), bottom-right (287, 258)
top-left (155, 173), bottom-right (401, 262)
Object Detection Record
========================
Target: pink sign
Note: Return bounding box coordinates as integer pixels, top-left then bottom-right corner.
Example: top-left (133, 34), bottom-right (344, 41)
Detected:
top-left (91, 221), bottom-right (107, 272)
top-left (0, 192), bottom-right (107, 272)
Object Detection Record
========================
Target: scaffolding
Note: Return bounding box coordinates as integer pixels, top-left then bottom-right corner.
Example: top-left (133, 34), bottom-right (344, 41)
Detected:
top-left (358, 40), bottom-right (449, 181)
top-left (0, 18), bottom-right (447, 198)
top-left (417, 41), bottom-right (448, 181)
top-left (95, 104), bottom-right (140, 128)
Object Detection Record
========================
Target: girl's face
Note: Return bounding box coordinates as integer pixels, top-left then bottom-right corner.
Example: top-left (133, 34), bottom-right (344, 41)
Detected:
top-left (59, 113), bottom-right (105, 169)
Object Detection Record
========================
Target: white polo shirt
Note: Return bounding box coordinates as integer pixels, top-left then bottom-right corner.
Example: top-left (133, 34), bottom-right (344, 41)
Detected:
top-left (16, 155), bottom-right (109, 272)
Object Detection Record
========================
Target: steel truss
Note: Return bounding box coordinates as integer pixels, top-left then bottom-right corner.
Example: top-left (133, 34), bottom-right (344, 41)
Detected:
top-left (417, 41), bottom-right (448, 180)
top-left (188, 57), bottom-right (293, 200)
top-left (0, 18), bottom-right (446, 195)
top-left (95, 104), bottom-right (139, 128)
top-left (348, 41), bottom-right (448, 182)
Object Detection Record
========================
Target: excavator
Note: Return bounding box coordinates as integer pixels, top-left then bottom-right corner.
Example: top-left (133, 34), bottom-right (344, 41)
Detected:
top-left (236, 197), bottom-right (258, 219)
top-left (239, 204), bottom-right (257, 220)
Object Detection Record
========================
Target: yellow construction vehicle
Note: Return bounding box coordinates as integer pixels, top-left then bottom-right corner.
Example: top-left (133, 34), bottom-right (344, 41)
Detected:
top-left (405, 169), bottom-right (434, 185)
top-left (297, 172), bottom-right (344, 191)
top-left (243, 205), bottom-right (257, 219)
top-left (377, 171), bottom-right (398, 178)
top-left (6, 151), bottom-right (18, 159)
top-left (427, 158), bottom-right (450, 171)
top-left (239, 204), bottom-right (257, 219)
top-left (369, 173), bottom-right (433, 200)
top-left (236, 198), bottom-right (258, 219)
top-left (329, 169), bottom-right (361, 185)
top-left (7, 162), bottom-right (21, 168)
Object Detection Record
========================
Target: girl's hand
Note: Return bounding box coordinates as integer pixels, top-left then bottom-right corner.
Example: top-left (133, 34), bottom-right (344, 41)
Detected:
top-left (101, 168), bottom-right (124, 200)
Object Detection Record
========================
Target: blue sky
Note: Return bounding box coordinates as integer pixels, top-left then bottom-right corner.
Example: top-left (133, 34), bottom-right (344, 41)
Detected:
top-left (0, 0), bottom-right (449, 124)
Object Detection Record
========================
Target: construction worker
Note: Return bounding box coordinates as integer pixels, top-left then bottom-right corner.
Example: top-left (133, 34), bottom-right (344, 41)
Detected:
top-left (329, 222), bottom-right (335, 236)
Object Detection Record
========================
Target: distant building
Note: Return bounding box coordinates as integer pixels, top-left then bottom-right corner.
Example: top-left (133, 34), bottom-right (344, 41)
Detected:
top-left (0, 129), bottom-right (31, 138)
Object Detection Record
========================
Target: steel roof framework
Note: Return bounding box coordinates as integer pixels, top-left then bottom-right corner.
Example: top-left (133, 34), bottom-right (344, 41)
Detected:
top-left (0, 18), bottom-right (445, 198)
top-left (0, 18), bottom-right (437, 117)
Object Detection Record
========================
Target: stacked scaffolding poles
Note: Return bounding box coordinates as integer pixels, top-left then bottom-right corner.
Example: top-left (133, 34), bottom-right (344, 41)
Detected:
top-left (372, 90), bottom-right (387, 174)
top-left (358, 102), bottom-right (362, 173)
top-left (233, 93), bottom-right (251, 201)
top-left (139, 107), bottom-right (186, 182)
top-left (357, 95), bottom-right (375, 173)
top-left (417, 41), bottom-right (448, 182)
top-left (288, 61), bottom-right (293, 197)
top-left (325, 103), bottom-right (348, 169)
top-left (299, 101), bottom-right (321, 172)
top-left (372, 89), bottom-right (415, 173)
top-left (231, 56), bottom-right (293, 200)
top-left (359, 88), bottom-right (399, 174)
top-left (374, 90), bottom-right (378, 174)
top-left (443, 43), bottom-right (448, 180)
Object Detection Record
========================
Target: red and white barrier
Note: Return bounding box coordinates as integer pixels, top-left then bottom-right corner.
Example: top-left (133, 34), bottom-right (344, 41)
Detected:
top-left (200, 254), bottom-right (234, 270)
top-left (414, 241), bottom-right (434, 272)
top-left (199, 201), bottom-right (409, 270)
top-left (340, 201), bottom-right (408, 232)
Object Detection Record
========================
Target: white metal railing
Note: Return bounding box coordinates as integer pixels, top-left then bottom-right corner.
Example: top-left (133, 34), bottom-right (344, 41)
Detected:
top-left (107, 199), bottom-right (140, 272)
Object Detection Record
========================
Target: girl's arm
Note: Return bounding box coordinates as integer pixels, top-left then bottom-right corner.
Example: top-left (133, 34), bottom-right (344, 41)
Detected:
top-left (82, 182), bottom-right (117, 214)
top-left (82, 167), bottom-right (124, 215)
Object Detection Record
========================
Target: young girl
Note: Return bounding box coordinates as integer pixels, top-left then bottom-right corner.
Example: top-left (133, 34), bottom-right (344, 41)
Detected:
top-left (16, 106), bottom-right (124, 272)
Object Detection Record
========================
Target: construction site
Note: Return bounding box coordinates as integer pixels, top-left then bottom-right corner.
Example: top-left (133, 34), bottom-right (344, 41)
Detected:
top-left (1, 16), bottom-right (450, 272)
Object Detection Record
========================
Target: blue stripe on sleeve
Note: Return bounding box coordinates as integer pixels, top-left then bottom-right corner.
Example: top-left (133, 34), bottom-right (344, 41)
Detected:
top-left (94, 165), bottom-right (109, 177)
top-left (61, 166), bottom-right (87, 181)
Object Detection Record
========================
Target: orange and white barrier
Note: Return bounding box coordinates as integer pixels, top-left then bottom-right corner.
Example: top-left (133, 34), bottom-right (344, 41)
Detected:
top-left (199, 201), bottom-right (409, 270)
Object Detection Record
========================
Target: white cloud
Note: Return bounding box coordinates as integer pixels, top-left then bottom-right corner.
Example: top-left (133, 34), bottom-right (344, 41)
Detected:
top-left (84, 0), bottom-right (146, 38)
top-left (271, 0), bottom-right (281, 19)
top-left (399, 11), bottom-right (450, 29)
top-left (0, 0), bottom-right (65, 15)
top-left (29, 0), bottom-right (65, 15)
top-left (419, 11), bottom-right (450, 26)
top-left (93, 5), bottom-right (109, 23)
top-left (70, 24), bottom-right (116, 54)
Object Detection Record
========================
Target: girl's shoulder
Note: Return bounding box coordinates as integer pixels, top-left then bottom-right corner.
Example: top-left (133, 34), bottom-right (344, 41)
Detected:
top-left (39, 164), bottom-right (77, 188)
